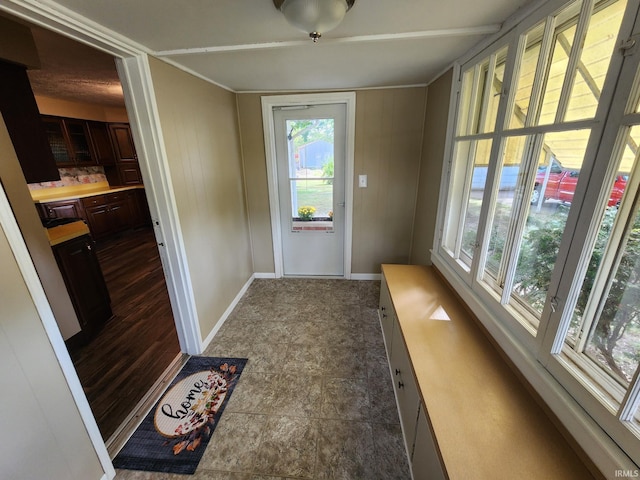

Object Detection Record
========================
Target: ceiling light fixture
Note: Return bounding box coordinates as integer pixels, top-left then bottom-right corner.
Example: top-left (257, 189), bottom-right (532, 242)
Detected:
top-left (273, 0), bottom-right (355, 43)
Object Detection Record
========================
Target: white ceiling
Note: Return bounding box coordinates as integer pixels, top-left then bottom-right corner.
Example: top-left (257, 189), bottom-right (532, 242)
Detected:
top-left (4, 0), bottom-right (535, 105)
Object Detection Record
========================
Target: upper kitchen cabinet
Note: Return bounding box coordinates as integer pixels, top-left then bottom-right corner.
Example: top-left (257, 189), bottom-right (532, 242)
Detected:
top-left (0, 60), bottom-right (60, 183)
top-left (87, 121), bottom-right (116, 166)
top-left (107, 123), bottom-right (143, 185)
top-left (42, 115), bottom-right (96, 167)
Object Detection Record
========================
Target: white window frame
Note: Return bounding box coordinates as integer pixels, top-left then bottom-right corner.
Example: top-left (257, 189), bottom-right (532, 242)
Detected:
top-left (433, 0), bottom-right (640, 471)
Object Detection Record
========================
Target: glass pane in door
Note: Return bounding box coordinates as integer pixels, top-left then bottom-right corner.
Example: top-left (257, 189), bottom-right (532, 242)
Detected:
top-left (286, 118), bottom-right (335, 231)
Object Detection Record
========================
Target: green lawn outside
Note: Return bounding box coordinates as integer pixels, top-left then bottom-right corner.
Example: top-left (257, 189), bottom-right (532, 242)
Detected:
top-left (294, 180), bottom-right (333, 216)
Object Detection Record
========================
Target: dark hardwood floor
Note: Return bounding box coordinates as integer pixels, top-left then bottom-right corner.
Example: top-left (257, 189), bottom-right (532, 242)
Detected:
top-left (69, 227), bottom-right (180, 440)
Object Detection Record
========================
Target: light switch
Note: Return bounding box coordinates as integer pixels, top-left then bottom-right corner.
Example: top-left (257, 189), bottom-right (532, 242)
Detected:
top-left (359, 174), bottom-right (367, 188)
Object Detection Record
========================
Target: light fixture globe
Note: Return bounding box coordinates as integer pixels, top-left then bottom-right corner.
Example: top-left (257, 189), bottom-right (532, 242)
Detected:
top-left (274, 0), bottom-right (355, 42)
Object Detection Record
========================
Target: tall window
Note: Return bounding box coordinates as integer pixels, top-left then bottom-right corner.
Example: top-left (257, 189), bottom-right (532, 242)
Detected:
top-left (438, 0), bottom-right (640, 465)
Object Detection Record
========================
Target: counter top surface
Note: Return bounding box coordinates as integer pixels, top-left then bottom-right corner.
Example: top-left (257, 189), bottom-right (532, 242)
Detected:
top-left (31, 182), bottom-right (143, 203)
top-left (45, 220), bottom-right (90, 246)
top-left (381, 264), bottom-right (596, 480)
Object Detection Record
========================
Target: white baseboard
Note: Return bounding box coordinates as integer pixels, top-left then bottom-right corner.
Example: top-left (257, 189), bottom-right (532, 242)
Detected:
top-left (350, 273), bottom-right (382, 280)
top-left (253, 272), bottom-right (277, 279)
top-left (200, 274), bottom-right (255, 351)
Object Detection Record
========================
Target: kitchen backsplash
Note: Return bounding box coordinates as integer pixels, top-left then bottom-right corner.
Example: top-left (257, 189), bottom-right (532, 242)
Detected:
top-left (28, 166), bottom-right (107, 190)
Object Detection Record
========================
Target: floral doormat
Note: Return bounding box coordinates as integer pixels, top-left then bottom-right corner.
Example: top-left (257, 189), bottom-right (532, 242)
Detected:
top-left (113, 356), bottom-right (247, 474)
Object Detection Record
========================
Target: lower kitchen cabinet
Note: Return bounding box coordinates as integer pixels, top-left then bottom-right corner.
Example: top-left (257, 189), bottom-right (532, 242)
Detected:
top-left (412, 406), bottom-right (446, 480)
top-left (379, 274), bottom-right (447, 480)
top-left (53, 234), bottom-right (111, 342)
top-left (38, 198), bottom-right (84, 220)
top-left (82, 192), bottom-right (134, 240)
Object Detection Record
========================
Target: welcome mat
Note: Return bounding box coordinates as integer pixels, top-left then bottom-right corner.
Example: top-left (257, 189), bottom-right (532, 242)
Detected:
top-left (113, 356), bottom-right (247, 474)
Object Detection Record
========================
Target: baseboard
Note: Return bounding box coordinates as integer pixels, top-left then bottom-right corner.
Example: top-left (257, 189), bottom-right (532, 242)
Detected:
top-left (253, 272), bottom-right (277, 279)
top-left (200, 274), bottom-right (256, 351)
top-left (350, 273), bottom-right (382, 280)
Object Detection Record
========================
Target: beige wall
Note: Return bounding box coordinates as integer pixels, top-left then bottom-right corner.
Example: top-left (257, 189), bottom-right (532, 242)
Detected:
top-left (0, 194), bottom-right (103, 479)
top-left (411, 69), bottom-right (453, 265)
top-left (148, 57), bottom-right (253, 339)
top-left (237, 87), bottom-right (427, 275)
top-left (0, 114), bottom-right (81, 339)
top-left (35, 95), bottom-right (129, 122)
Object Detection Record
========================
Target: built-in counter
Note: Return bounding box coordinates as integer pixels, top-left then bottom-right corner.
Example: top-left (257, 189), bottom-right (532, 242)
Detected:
top-left (380, 264), bottom-right (599, 480)
top-left (30, 181), bottom-right (143, 204)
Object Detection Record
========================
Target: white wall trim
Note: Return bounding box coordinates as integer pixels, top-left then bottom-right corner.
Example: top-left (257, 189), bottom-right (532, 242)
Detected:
top-left (261, 92), bottom-right (356, 279)
top-left (254, 272), bottom-right (278, 279)
top-left (0, 185), bottom-right (114, 478)
top-left (351, 273), bottom-right (382, 281)
top-left (200, 274), bottom-right (256, 351)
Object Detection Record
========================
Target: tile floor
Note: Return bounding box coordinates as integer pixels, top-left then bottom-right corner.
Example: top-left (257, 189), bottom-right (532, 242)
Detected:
top-left (115, 278), bottom-right (411, 479)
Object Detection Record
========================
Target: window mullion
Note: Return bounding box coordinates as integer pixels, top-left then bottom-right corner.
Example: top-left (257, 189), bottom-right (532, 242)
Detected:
top-left (528, 15), bottom-right (558, 127)
top-left (555, 0), bottom-right (596, 123)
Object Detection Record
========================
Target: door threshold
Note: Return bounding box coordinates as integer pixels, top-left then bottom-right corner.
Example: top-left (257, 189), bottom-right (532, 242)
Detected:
top-left (105, 352), bottom-right (189, 458)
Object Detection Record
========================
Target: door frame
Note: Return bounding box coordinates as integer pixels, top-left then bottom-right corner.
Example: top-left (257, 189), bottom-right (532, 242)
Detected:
top-left (261, 92), bottom-right (356, 278)
top-left (0, 1), bottom-right (202, 478)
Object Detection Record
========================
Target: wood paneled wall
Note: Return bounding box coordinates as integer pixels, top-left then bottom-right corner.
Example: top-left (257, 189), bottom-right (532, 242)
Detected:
top-left (148, 57), bottom-right (253, 339)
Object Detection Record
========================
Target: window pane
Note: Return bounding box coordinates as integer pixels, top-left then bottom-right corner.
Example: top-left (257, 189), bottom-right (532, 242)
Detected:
top-left (483, 48), bottom-right (508, 133)
top-left (567, 126), bottom-right (636, 344)
top-left (483, 135), bottom-right (528, 282)
top-left (462, 140), bottom-right (494, 264)
top-left (509, 23), bottom-right (545, 129)
top-left (511, 130), bottom-right (590, 320)
top-left (564, 0), bottom-right (627, 122)
top-left (585, 206), bottom-right (640, 386)
top-left (538, 24), bottom-right (577, 125)
top-left (457, 69), bottom-right (475, 136)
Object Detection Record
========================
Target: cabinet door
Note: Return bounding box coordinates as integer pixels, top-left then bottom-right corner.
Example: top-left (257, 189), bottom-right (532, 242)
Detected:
top-left (84, 204), bottom-right (112, 239)
top-left (64, 119), bottom-right (95, 165)
top-left (87, 121), bottom-right (115, 165)
top-left (42, 116), bottom-right (73, 166)
top-left (42, 199), bottom-right (84, 219)
top-left (379, 277), bottom-right (395, 355)
top-left (390, 323), bottom-right (421, 454)
top-left (109, 123), bottom-right (137, 162)
top-left (118, 163), bottom-right (143, 185)
top-left (107, 196), bottom-right (134, 232)
top-left (53, 235), bottom-right (111, 338)
top-left (412, 406), bottom-right (446, 480)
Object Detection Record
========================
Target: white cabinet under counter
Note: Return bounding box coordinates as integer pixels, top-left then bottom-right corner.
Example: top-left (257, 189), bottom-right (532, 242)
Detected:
top-left (379, 264), bottom-right (597, 480)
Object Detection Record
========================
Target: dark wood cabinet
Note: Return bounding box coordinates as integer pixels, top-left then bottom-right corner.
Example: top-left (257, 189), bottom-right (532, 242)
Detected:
top-left (0, 60), bottom-right (60, 183)
top-left (109, 123), bottom-right (137, 162)
top-left (42, 116), bottom-right (97, 167)
top-left (38, 188), bottom-right (150, 240)
top-left (81, 192), bottom-right (135, 240)
top-left (38, 198), bottom-right (85, 220)
top-left (106, 123), bottom-right (143, 186)
top-left (53, 234), bottom-right (112, 341)
top-left (87, 121), bottom-right (116, 166)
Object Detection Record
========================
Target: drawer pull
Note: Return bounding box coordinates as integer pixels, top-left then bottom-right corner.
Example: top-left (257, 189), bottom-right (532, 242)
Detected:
top-left (398, 381), bottom-right (404, 389)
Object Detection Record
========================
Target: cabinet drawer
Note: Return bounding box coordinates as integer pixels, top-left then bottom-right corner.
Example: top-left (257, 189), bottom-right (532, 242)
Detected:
top-left (82, 195), bottom-right (106, 207)
top-left (106, 192), bottom-right (125, 203)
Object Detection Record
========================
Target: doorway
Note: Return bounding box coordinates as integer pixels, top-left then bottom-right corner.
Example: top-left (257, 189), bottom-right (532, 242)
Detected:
top-left (274, 104), bottom-right (346, 276)
top-left (262, 93), bottom-right (356, 278)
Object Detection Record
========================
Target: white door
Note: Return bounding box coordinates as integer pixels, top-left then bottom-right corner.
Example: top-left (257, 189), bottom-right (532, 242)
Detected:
top-left (273, 103), bottom-right (346, 276)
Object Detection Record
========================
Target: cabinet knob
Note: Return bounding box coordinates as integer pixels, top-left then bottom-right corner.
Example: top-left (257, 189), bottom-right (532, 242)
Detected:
top-left (395, 369), bottom-right (401, 376)
top-left (398, 381), bottom-right (404, 389)
top-left (86, 243), bottom-right (92, 252)
top-left (382, 313), bottom-right (387, 318)
top-left (381, 306), bottom-right (386, 311)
